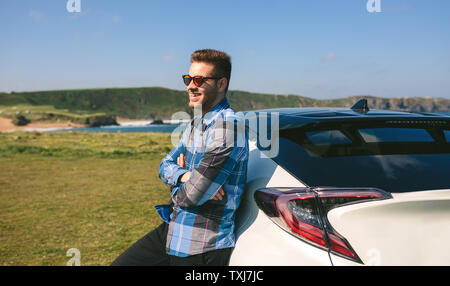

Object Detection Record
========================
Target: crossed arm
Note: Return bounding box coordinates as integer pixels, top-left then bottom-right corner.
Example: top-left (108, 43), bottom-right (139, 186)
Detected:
top-left (159, 118), bottom-right (244, 208)
top-left (176, 153), bottom-right (225, 201)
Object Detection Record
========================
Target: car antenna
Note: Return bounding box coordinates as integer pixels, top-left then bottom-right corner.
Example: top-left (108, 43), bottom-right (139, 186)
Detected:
top-left (351, 98), bottom-right (370, 113)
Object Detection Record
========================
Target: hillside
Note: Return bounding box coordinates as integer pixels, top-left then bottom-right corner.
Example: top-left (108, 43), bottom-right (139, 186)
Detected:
top-left (0, 87), bottom-right (449, 122)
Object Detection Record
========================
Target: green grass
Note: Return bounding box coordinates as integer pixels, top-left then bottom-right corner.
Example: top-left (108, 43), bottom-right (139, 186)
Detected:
top-left (0, 104), bottom-right (108, 122)
top-left (0, 131), bottom-right (176, 265)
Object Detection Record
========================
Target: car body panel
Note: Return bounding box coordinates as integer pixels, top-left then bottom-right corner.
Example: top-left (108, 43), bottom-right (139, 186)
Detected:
top-left (230, 142), bottom-right (331, 265)
top-left (230, 208), bottom-right (332, 266)
top-left (327, 189), bottom-right (450, 266)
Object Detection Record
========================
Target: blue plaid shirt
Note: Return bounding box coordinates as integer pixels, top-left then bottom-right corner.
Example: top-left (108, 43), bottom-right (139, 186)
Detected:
top-left (156, 97), bottom-right (249, 257)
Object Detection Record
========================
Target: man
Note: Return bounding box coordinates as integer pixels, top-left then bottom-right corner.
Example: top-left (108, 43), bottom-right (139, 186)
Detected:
top-left (111, 49), bottom-right (249, 266)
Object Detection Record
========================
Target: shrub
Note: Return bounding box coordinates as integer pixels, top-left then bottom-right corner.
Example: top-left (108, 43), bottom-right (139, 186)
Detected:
top-left (12, 114), bottom-right (30, 126)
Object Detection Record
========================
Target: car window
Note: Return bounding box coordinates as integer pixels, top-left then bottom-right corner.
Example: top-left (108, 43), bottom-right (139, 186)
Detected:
top-left (271, 122), bottom-right (450, 193)
top-left (306, 130), bottom-right (352, 145)
top-left (358, 128), bottom-right (434, 143)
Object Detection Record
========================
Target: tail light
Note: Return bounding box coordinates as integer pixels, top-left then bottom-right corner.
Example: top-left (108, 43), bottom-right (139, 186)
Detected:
top-left (254, 187), bottom-right (392, 264)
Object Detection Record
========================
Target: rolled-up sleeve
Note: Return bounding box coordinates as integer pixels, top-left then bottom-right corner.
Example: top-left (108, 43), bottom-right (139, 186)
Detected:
top-left (158, 122), bottom-right (191, 189)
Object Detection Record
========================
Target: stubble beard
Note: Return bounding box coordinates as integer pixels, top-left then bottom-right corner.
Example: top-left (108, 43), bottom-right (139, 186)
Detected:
top-left (188, 86), bottom-right (220, 114)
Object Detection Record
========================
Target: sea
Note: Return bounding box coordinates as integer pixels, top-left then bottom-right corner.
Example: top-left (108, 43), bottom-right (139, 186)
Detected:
top-left (30, 112), bottom-right (450, 134)
top-left (49, 123), bottom-right (188, 134)
top-left (55, 123), bottom-right (186, 134)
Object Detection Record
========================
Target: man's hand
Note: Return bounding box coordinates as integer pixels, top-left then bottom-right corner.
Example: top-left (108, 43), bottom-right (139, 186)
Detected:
top-left (179, 171), bottom-right (191, 183)
top-left (177, 153), bottom-right (224, 201)
top-left (177, 154), bottom-right (191, 183)
top-left (212, 187), bottom-right (225, 201)
top-left (177, 153), bottom-right (186, 169)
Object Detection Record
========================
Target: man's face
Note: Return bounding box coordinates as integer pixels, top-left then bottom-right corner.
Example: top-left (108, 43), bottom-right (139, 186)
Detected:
top-left (186, 61), bottom-right (226, 113)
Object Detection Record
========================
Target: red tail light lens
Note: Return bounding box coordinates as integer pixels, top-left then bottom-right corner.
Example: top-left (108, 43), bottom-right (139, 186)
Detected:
top-left (276, 189), bottom-right (328, 249)
top-left (254, 187), bottom-right (392, 264)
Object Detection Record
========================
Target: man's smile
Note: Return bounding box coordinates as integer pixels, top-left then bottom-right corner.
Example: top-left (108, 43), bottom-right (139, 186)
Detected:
top-left (189, 93), bottom-right (202, 101)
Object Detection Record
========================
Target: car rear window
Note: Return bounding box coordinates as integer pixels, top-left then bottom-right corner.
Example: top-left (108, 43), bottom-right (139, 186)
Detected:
top-left (445, 130), bottom-right (450, 142)
top-left (270, 121), bottom-right (450, 193)
top-left (358, 128), bottom-right (434, 143)
top-left (306, 130), bottom-right (352, 145)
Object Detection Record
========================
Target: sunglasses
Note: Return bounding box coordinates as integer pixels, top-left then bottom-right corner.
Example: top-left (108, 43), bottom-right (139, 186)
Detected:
top-left (182, 74), bottom-right (222, 87)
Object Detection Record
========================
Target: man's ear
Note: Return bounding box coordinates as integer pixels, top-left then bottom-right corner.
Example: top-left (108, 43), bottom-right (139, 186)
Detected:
top-left (218, 77), bottom-right (228, 93)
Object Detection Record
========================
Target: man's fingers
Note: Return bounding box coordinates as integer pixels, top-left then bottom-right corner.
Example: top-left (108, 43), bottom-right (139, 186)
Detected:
top-left (212, 188), bottom-right (225, 201)
top-left (178, 154), bottom-right (185, 168)
top-left (177, 154), bottom-right (186, 168)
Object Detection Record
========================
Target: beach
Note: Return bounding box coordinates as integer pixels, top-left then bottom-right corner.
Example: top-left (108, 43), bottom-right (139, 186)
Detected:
top-left (0, 116), bottom-right (91, 132)
top-left (0, 116), bottom-right (155, 132)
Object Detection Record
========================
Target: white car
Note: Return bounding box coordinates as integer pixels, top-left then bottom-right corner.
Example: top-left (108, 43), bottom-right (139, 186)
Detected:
top-left (229, 100), bottom-right (450, 266)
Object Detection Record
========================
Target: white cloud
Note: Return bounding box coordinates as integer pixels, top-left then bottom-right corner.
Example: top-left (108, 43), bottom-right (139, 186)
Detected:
top-left (163, 54), bottom-right (176, 61)
top-left (112, 15), bottom-right (121, 23)
top-left (29, 10), bottom-right (43, 22)
top-left (321, 51), bottom-right (335, 62)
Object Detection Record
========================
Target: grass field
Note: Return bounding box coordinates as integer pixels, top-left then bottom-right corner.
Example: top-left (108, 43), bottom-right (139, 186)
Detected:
top-left (0, 131), bottom-right (176, 266)
top-left (0, 104), bottom-right (108, 122)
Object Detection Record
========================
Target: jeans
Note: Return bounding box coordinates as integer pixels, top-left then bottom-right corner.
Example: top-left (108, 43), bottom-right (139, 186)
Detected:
top-left (110, 222), bottom-right (233, 266)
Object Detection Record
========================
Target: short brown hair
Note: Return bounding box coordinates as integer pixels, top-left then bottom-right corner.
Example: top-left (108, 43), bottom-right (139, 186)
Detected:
top-left (190, 49), bottom-right (232, 94)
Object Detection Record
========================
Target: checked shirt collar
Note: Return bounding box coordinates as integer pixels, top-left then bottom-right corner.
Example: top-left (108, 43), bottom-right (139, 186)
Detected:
top-left (192, 97), bottom-right (231, 129)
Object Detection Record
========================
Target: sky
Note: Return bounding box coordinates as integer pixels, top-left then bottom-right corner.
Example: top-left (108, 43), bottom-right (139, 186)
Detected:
top-left (0, 0), bottom-right (449, 99)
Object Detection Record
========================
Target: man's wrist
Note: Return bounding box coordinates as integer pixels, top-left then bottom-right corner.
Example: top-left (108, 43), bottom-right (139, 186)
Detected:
top-left (178, 171), bottom-right (191, 183)
top-left (173, 169), bottom-right (188, 185)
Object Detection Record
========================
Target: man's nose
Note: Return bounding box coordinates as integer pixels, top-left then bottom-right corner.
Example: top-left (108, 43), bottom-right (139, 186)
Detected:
top-left (187, 80), bottom-right (198, 91)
